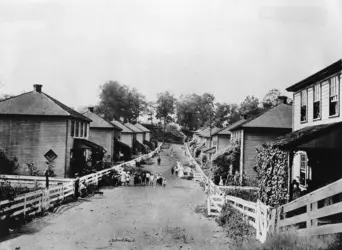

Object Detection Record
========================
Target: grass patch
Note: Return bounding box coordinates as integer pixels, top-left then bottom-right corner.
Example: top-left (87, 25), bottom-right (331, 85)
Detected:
top-left (232, 229), bottom-right (340, 250)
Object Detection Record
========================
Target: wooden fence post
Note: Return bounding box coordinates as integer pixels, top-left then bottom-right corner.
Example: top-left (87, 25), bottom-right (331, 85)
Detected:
top-left (23, 195), bottom-right (27, 218)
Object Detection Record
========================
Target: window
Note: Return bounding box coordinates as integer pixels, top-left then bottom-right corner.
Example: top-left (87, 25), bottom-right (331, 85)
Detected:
top-left (313, 84), bottom-right (321, 119)
top-left (80, 122), bottom-right (84, 137)
top-left (84, 124), bottom-right (87, 137)
top-left (329, 76), bottom-right (339, 116)
top-left (76, 122), bottom-right (79, 137)
top-left (300, 90), bottom-right (307, 122)
top-left (299, 154), bottom-right (307, 186)
top-left (71, 121), bottom-right (75, 137)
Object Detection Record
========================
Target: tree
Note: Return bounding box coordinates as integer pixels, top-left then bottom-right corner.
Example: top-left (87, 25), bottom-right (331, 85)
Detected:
top-left (176, 94), bottom-right (202, 131)
top-left (262, 89), bottom-right (282, 109)
top-left (213, 103), bottom-right (240, 127)
top-left (239, 96), bottom-right (260, 116)
top-left (96, 81), bottom-right (146, 123)
top-left (156, 91), bottom-right (176, 141)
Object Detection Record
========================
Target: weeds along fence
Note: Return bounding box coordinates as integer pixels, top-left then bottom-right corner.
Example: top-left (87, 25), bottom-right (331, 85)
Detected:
top-left (0, 143), bottom-right (162, 222)
top-left (185, 141), bottom-right (270, 243)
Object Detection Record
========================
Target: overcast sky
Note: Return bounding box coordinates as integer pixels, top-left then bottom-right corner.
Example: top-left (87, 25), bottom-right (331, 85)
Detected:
top-left (0, 0), bottom-right (341, 109)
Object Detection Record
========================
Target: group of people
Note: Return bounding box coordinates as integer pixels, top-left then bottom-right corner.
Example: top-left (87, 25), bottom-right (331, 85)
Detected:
top-left (109, 170), bottom-right (167, 188)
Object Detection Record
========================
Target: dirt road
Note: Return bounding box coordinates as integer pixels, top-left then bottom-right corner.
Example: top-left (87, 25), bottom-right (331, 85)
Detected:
top-left (0, 144), bottom-right (229, 250)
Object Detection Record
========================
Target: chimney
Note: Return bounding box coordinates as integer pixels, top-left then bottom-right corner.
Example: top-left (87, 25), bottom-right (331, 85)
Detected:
top-left (277, 96), bottom-right (288, 104)
top-left (33, 84), bottom-right (42, 93)
top-left (88, 107), bottom-right (94, 112)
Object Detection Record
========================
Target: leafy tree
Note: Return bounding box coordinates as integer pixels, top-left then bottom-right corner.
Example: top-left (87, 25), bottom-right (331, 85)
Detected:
top-left (213, 103), bottom-right (240, 127)
top-left (262, 89), bottom-right (282, 109)
top-left (96, 81), bottom-right (146, 123)
top-left (156, 91), bottom-right (176, 141)
top-left (176, 94), bottom-right (202, 130)
top-left (239, 95), bottom-right (260, 116)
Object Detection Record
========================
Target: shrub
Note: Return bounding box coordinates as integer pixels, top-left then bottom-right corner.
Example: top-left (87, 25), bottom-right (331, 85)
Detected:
top-left (254, 144), bottom-right (289, 207)
top-left (233, 229), bottom-right (339, 250)
top-left (0, 179), bottom-right (41, 201)
top-left (26, 160), bottom-right (40, 176)
top-left (216, 203), bottom-right (254, 242)
top-left (225, 189), bottom-right (258, 202)
top-left (0, 150), bottom-right (19, 175)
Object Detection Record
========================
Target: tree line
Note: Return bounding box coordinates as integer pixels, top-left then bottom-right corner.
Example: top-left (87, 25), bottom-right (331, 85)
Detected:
top-left (94, 81), bottom-right (291, 131)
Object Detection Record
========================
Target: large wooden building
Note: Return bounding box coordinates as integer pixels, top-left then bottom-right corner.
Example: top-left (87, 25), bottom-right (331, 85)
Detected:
top-left (229, 100), bottom-right (292, 179)
top-left (0, 85), bottom-right (106, 177)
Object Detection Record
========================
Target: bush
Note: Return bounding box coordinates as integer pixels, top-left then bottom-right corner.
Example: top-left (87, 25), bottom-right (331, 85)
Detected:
top-left (225, 189), bottom-right (258, 202)
top-left (0, 179), bottom-right (41, 201)
top-left (233, 229), bottom-right (339, 250)
top-left (215, 203), bottom-right (254, 242)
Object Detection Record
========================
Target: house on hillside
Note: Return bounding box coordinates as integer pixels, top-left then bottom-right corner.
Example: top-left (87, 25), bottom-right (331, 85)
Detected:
top-left (229, 98), bottom-right (292, 180)
top-left (270, 59), bottom-right (342, 200)
top-left (0, 85), bottom-right (106, 177)
top-left (82, 107), bottom-right (122, 162)
top-left (124, 123), bottom-right (148, 154)
top-left (201, 127), bottom-right (224, 156)
top-left (135, 123), bottom-right (151, 141)
top-left (212, 126), bottom-right (231, 152)
top-left (111, 120), bottom-right (134, 160)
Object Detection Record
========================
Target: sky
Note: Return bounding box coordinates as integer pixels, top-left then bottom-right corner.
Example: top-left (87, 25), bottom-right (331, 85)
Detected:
top-left (0, 0), bottom-right (341, 109)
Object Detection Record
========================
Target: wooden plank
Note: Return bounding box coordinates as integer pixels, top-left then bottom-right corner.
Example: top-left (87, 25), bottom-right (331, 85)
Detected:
top-left (282, 195), bottom-right (310, 213)
top-left (309, 202), bottom-right (342, 220)
top-left (298, 223), bottom-right (342, 236)
top-left (279, 213), bottom-right (309, 228)
top-left (219, 186), bottom-right (259, 191)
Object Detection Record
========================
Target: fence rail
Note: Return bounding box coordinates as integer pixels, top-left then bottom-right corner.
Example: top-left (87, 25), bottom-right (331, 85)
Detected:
top-left (276, 176), bottom-right (342, 237)
top-left (0, 175), bottom-right (73, 188)
top-left (0, 143), bottom-right (162, 221)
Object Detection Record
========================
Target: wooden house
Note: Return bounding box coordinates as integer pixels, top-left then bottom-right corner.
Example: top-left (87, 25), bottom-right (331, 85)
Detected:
top-left (229, 100), bottom-right (292, 180)
top-left (270, 59), bottom-right (342, 199)
top-left (124, 123), bottom-right (148, 154)
top-left (82, 107), bottom-right (122, 162)
top-left (212, 126), bottom-right (231, 152)
top-left (0, 85), bottom-right (106, 177)
top-left (111, 120), bottom-right (134, 148)
top-left (135, 123), bottom-right (151, 141)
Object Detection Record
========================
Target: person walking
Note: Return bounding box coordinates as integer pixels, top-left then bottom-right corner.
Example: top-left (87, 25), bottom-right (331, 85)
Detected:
top-left (146, 172), bottom-right (150, 185)
top-left (150, 174), bottom-right (154, 186)
top-left (44, 163), bottom-right (50, 189)
top-left (157, 156), bottom-right (161, 165)
top-left (126, 172), bottom-right (130, 186)
top-left (163, 178), bottom-right (167, 189)
top-left (171, 166), bottom-right (174, 175)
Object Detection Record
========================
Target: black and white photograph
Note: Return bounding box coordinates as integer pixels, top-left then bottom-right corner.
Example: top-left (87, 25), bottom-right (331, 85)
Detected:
top-left (0, 0), bottom-right (342, 249)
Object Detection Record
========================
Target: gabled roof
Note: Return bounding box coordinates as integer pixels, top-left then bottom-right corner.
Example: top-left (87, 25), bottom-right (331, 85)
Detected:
top-left (134, 123), bottom-right (150, 132)
top-left (82, 111), bottom-right (122, 129)
top-left (286, 59), bottom-right (342, 92)
top-left (230, 104), bottom-right (292, 131)
top-left (111, 120), bottom-right (133, 133)
top-left (225, 119), bottom-right (247, 132)
top-left (124, 123), bottom-right (143, 133)
top-left (0, 89), bottom-right (91, 122)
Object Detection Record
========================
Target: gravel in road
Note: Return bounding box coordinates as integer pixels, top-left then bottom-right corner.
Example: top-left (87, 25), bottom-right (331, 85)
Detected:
top-left (0, 144), bottom-right (229, 250)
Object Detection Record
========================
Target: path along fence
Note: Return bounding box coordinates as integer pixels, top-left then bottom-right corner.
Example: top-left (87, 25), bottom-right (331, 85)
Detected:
top-left (184, 142), bottom-right (270, 243)
top-left (0, 143), bottom-right (162, 222)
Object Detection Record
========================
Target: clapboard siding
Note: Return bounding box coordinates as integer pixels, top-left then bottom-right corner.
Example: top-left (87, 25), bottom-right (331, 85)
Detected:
top-left (217, 135), bottom-right (231, 151)
top-left (136, 133), bottom-right (144, 144)
top-left (121, 133), bottom-right (133, 148)
top-left (89, 128), bottom-right (114, 161)
top-left (0, 117), bottom-right (67, 177)
top-left (243, 130), bottom-right (290, 179)
top-left (293, 73), bottom-right (342, 131)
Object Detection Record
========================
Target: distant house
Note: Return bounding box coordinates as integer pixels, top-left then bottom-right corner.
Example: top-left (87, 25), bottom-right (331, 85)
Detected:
top-left (212, 126), bottom-right (231, 152)
top-left (124, 123), bottom-right (148, 154)
top-left (0, 85), bottom-right (106, 177)
top-left (111, 120), bottom-right (134, 148)
top-left (135, 123), bottom-right (151, 141)
top-left (82, 107), bottom-right (122, 162)
top-left (229, 99), bottom-right (292, 180)
top-left (270, 59), bottom-right (342, 199)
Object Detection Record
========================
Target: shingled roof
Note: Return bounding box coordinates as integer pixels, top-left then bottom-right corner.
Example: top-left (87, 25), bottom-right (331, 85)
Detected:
top-left (230, 103), bottom-right (292, 131)
top-left (82, 109), bottom-right (122, 129)
top-left (134, 123), bottom-right (150, 132)
top-left (0, 85), bottom-right (91, 122)
top-left (111, 120), bottom-right (133, 133)
top-left (124, 123), bottom-right (144, 133)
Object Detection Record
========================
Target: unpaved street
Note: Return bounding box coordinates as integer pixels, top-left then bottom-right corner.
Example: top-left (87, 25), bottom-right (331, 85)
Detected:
top-left (0, 144), bottom-right (229, 250)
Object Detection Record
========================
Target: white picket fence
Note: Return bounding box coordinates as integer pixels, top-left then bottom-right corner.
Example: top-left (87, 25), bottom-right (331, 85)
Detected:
top-left (0, 175), bottom-right (74, 189)
top-left (185, 141), bottom-right (270, 243)
top-left (0, 144), bottom-right (162, 221)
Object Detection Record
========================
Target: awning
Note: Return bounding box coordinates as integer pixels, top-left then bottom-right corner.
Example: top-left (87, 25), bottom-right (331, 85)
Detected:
top-left (270, 121), bottom-right (342, 149)
top-left (115, 139), bottom-right (131, 151)
top-left (74, 138), bottom-right (106, 153)
top-left (203, 146), bottom-right (217, 154)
